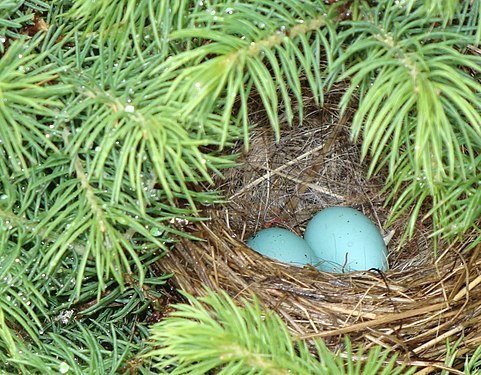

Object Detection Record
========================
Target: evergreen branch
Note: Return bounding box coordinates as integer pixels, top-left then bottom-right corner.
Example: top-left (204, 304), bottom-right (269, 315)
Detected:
top-left (427, 155), bottom-right (481, 239)
top-left (0, 233), bottom-right (50, 346)
top-left (148, 0), bottom-right (334, 146)
top-left (0, 1), bottom-right (49, 53)
top-left (457, 1), bottom-right (481, 44)
top-left (0, 145), bottom-right (174, 300)
top-left (1, 120), bottom-right (206, 302)
top-left (0, 38), bottom-right (70, 173)
top-left (47, 37), bottom-right (236, 211)
top-left (330, 1), bottom-right (481, 238)
top-left (0, 321), bottom-right (146, 374)
top-left (0, 307), bottom-right (16, 356)
top-left (0, 242), bottom-right (164, 374)
top-left (63, 0), bottom-right (203, 57)
top-left (404, 0), bottom-right (459, 21)
top-left (440, 337), bottom-right (481, 375)
top-left (55, 126), bottom-right (145, 295)
top-left (0, 31), bottom-right (237, 303)
top-left (145, 290), bottom-right (414, 375)
top-left (402, 0), bottom-right (481, 42)
top-left (0, 1), bottom-right (29, 42)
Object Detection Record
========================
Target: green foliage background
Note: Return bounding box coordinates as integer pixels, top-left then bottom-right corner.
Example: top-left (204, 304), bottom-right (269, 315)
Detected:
top-left (1, 0), bottom-right (481, 373)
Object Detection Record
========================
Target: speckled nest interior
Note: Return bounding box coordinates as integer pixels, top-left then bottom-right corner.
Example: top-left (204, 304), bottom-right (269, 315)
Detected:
top-left (157, 91), bottom-right (481, 373)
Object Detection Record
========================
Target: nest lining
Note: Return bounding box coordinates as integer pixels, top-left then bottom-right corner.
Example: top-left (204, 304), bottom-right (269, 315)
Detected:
top-left (157, 95), bottom-right (481, 372)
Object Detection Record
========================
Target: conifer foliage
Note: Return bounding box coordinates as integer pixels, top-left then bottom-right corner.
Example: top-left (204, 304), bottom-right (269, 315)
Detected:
top-left (1, 0), bottom-right (481, 373)
top-left (146, 290), bottom-right (416, 375)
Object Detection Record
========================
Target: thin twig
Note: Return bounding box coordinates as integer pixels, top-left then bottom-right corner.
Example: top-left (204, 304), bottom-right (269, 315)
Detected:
top-left (301, 303), bottom-right (448, 339)
top-left (229, 127), bottom-right (344, 199)
top-left (283, 114), bottom-right (348, 214)
top-left (255, 166), bottom-right (344, 200)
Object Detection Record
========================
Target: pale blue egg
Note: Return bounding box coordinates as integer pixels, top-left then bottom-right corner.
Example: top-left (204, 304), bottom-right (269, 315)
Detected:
top-left (304, 207), bottom-right (388, 272)
top-left (247, 227), bottom-right (317, 267)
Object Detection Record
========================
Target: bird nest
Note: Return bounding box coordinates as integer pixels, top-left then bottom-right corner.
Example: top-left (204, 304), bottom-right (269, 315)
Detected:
top-left (157, 92), bottom-right (481, 373)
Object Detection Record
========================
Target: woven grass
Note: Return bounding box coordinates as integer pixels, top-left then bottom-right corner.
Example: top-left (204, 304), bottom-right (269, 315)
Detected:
top-left (157, 92), bottom-right (481, 373)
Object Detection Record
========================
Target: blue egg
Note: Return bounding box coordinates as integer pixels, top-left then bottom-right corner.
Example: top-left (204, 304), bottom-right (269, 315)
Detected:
top-left (304, 207), bottom-right (388, 272)
top-left (247, 227), bottom-right (317, 267)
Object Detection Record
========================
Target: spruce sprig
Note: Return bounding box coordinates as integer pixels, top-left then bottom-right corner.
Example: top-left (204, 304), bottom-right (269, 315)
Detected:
top-left (329, 0), bottom-right (481, 238)
top-left (145, 290), bottom-right (415, 375)
top-left (0, 1), bottom-right (48, 53)
top-left (0, 39), bottom-right (70, 172)
top-left (147, 0), bottom-right (334, 146)
top-left (63, 0), bottom-right (201, 58)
